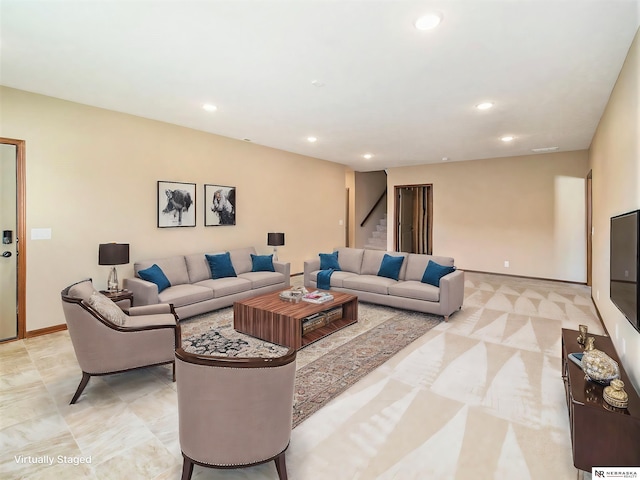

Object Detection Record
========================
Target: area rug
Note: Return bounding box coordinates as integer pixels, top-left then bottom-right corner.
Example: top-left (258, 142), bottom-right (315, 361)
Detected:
top-left (180, 304), bottom-right (441, 427)
top-left (182, 314), bottom-right (289, 357)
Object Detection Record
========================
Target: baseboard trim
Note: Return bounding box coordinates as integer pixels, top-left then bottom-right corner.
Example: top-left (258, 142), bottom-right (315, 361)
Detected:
top-left (26, 324), bottom-right (67, 338)
top-left (463, 269), bottom-right (588, 286)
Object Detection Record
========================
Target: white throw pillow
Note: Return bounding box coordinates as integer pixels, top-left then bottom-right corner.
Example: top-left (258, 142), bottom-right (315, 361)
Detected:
top-left (87, 292), bottom-right (127, 326)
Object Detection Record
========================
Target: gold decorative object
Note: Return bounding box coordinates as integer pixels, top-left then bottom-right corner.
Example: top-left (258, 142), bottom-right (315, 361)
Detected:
top-left (577, 324), bottom-right (588, 345)
top-left (603, 402), bottom-right (626, 413)
top-left (582, 337), bottom-right (620, 384)
top-left (603, 379), bottom-right (629, 409)
top-left (584, 336), bottom-right (595, 350)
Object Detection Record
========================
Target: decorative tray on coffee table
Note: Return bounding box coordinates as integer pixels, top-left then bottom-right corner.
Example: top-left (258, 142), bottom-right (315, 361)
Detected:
top-left (279, 287), bottom-right (308, 303)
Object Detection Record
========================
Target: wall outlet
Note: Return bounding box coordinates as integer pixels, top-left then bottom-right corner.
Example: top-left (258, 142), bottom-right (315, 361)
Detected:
top-left (597, 290), bottom-right (600, 301)
top-left (504, 260), bottom-right (510, 268)
top-left (338, 219), bottom-right (344, 226)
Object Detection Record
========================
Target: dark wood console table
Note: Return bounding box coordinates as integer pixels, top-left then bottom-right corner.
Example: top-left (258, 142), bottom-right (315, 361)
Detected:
top-left (561, 328), bottom-right (640, 471)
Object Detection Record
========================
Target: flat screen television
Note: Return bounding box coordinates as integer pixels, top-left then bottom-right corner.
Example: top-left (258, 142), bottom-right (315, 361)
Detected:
top-left (610, 209), bottom-right (640, 332)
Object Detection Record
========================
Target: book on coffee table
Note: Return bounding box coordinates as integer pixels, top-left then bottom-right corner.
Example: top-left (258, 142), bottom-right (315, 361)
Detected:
top-left (302, 291), bottom-right (334, 304)
top-left (302, 312), bottom-right (327, 334)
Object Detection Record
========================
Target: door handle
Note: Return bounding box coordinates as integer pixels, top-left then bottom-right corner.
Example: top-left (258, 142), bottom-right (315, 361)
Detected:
top-left (2, 251), bottom-right (11, 258)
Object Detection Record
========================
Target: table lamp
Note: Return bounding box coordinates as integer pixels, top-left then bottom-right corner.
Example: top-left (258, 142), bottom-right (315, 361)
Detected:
top-left (98, 243), bottom-right (130, 292)
top-left (267, 233), bottom-right (285, 261)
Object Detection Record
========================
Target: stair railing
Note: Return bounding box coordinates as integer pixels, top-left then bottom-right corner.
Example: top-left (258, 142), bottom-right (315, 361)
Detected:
top-left (360, 190), bottom-right (387, 227)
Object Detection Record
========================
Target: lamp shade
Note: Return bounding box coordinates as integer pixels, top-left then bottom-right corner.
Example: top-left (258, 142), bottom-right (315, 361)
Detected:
top-left (267, 233), bottom-right (285, 247)
top-left (98, 243), bottom-right (130, 266)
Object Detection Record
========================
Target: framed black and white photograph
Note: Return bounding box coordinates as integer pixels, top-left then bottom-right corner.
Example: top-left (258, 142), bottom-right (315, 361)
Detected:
top-left (205, 184), bottom-right (236, 226)
top-left (157, 180), bottom-right (196, 227)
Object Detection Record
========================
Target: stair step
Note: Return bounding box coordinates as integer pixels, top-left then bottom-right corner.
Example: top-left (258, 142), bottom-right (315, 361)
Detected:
top-left (364, 212), bottom-right (388, 251)
top-left (367, 237), bottom-right (386, 246)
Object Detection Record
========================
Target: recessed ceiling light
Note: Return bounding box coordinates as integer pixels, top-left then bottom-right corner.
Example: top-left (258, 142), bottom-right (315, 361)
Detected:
top-left (501, 136), bottom-right (514, 142)
top-left (442, 157), bottom-right (449, 162)
top-left (414, 13), bottom-right (442, 31)
top-left (363, 153), bottom-right (373, 159)
top-left (307, 136), bottom-right (317, 143)
top-left (311, 80), bottom-right (325, 87)
top-left (476, 102), bottom-right (494, 110)
top-left (202, 103), bottom-right (217, 112)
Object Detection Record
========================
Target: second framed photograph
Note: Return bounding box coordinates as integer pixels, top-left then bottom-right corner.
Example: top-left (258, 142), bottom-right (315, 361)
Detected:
top-left (157, 180), bottom-right (196, 227)
top-left (205, 184), bottom-right (236, 226)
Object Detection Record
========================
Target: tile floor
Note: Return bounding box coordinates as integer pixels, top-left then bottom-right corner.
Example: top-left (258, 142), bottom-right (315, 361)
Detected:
top-left (1, 272), bottom-right (602, 479)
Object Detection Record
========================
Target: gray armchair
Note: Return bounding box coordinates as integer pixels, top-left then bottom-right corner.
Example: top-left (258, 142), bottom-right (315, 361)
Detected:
top-left (175, 347), bottom-right (297, 480)
top-left (61, 279), bottom-right (180, 404)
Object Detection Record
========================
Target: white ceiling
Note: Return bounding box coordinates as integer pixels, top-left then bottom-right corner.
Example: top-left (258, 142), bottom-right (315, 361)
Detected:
top-left (1, 1), bottom-right (638, 172)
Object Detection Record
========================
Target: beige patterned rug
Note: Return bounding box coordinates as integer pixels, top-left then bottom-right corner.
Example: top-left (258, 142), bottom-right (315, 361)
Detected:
top-left (180, 303), bottom-right (441, 427)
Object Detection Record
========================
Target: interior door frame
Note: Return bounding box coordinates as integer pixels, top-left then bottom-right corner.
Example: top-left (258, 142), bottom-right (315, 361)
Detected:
top-left (394, 183), bottom-right (433, 254)
top-left (398, 187), bottom-right (415, 252)
top-left (586, 170), bottom-right (592, 286)
top-left (0, 137), bottom-right (26, 341)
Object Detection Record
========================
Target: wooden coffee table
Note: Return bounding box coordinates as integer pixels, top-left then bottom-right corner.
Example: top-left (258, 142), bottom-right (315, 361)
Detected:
top-left (234, 289), bottom-right (358, 350)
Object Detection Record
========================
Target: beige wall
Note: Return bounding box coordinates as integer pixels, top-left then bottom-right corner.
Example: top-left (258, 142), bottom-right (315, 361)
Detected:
top-left (387, 151), bottom-right (590, 282)
top-left (0, 87), bottom-right (347, 332)
top-left (589, 30), bottom-right (639, 390)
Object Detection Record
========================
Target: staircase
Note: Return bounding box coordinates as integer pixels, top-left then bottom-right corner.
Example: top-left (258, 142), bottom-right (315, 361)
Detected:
top-left (364, 214), bottom-right (387, 250)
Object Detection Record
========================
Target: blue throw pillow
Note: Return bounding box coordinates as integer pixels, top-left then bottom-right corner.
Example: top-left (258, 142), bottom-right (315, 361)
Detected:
top-left (138, 264), bottom-right (171, 293)
top-left (377, 254), bottom-right (404, 280)
top-left (206, 252), bottom-right (237, 279)
top-left (251, 254), bottom-right (275, 272)
top-left (319, 251), bottom-right (341, 271)
top-left (421, 260), bottom-right (456, 287)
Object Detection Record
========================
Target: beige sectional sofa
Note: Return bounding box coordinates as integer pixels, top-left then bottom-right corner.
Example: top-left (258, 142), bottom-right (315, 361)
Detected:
top-left (303, 247), bottom-right (464, 320)
top-left (124, 247), bottom-right (290, 320)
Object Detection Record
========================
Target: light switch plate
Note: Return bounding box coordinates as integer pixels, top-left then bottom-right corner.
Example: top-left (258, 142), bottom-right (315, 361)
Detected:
top-left (31, 228), bottom-right (52, 240)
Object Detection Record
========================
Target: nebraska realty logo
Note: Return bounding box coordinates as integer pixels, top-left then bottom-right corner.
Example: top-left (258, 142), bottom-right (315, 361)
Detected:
top-left (593, 467), bottom-right (639, 478)
top-left (14, 455), bottom-right (92, 466)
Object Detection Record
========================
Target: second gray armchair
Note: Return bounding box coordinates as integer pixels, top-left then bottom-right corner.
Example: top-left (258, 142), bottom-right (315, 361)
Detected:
top-left (175, 347), bottom-right (297, 480)
top-left (61, 279), bottom-right (180, 404)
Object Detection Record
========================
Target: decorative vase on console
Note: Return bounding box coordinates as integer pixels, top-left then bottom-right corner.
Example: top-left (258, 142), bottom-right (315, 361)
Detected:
top-left (603, 379), bottom-right (629, 409)
top-left (581, 336), bottom-right (620, 384)
top-left (577, 324), bottom-right (588, 345)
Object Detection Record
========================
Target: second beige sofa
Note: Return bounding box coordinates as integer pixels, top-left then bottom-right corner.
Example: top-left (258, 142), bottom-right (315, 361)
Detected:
top-left (304, 247), bottom-right (464, 321)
